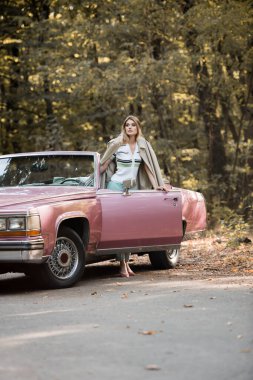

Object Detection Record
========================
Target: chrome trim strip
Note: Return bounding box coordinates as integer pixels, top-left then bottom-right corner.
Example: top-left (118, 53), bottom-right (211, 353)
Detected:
top-left (0, 239), bottom-right (44, 250)
top-left (0, 151), bottom-right (98, 158)
top-left (96, 189), bottom-right (180, 195)
top-left (0, 213), bottom-right (27, 217)
top-left (96, 244), bottom-right (180, 256)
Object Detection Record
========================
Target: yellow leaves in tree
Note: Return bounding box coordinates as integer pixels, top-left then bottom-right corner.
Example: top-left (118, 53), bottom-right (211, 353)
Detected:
top-left (81, 123), bottom-right (94, 131)
top-left (2, 38), bottom-right (22, 45)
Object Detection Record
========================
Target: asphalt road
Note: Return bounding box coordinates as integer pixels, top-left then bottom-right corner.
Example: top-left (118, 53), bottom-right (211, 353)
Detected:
top-left (0, 265), bottom-right (252, 380)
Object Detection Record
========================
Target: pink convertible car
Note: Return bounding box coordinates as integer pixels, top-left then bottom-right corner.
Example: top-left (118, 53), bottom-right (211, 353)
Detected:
top-left (0, 152), bottom-right (206, 288)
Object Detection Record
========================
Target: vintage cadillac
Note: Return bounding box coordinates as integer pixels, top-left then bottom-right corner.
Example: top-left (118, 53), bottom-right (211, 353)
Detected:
top-left (0, 151), bottom-right (206, 288)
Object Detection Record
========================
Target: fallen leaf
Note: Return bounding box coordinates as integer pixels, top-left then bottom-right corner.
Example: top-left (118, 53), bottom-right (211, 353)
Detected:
top-left (210, 297), bottom-right (216, 300)
top-left (184, 304), bottom-right (193, 308)
top-left (145, 364), bottom-right (161, 371)
top-left (91, 291), bottom-right (97, 296)
top-left (121, 293), bottom-right (128, 299)
top-left (139, 330), bottom-right (159, 335)
top-left (240, 348), bottom-right (252, 353)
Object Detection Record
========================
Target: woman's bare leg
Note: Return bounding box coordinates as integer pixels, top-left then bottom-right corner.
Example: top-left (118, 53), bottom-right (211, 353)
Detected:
top-left (126, 262), bottom-right (135, 276)
top-left (119, 259), bottom-right (129, 277)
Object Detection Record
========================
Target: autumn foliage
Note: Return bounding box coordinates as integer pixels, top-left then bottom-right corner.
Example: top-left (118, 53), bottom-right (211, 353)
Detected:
top-left (0, 0), bottom-right (252, 230)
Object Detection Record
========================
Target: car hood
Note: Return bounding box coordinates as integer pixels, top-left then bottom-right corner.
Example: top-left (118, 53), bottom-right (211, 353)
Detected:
top-left (0, 187), bottom-right (96, 210)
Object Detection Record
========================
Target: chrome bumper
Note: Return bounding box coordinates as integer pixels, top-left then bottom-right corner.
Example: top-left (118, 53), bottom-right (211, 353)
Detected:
top-left (0, 239), bottom-right (46, 263)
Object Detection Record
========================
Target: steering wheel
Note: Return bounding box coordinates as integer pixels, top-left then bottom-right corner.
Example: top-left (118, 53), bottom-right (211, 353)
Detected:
top-left (60, 178), bottom-right (81, 184)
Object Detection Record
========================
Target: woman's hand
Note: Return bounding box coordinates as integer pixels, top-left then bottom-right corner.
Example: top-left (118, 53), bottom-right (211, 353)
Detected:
top-left (156, 185), bottom-right (167, 191)
top-left (156, 184), bottom-right (171, 191)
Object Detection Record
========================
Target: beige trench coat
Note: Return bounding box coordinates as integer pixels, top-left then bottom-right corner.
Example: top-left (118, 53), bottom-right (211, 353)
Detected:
top-left (100, 135), bottom-right (164, 190)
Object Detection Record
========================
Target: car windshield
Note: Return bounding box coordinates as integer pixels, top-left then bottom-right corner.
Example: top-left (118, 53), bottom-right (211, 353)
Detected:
top-left (0, 154), bottom-right (95, 187)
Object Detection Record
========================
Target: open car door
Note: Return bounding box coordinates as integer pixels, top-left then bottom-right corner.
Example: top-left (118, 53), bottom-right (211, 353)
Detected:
top-left (96, 189), bottom-right (183, 254)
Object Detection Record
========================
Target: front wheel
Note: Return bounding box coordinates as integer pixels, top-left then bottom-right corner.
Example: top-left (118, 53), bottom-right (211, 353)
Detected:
top-left (149, 248), bottom-right (180, 270)
top-left (32, 227), bottom-right (85, 289)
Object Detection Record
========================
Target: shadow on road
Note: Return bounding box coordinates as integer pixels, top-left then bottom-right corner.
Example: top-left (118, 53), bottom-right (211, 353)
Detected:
top-left (0, 260), bottom-right (153, 295)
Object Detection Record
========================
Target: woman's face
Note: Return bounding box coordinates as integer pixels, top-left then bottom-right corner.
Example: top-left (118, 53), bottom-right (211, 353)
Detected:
top-left (124, 119), bottom-right (138, 137)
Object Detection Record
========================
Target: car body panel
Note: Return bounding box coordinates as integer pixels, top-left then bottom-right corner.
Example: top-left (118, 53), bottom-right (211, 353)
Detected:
top-left (180, 188), bottom-right (207, 233)
top-left (0, 151), bottom-right (207, 275)
top-left (97, 189), bottom-right (182, 249)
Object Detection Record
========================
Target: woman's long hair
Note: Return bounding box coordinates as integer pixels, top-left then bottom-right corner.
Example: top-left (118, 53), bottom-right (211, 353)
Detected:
top-left (120, 115), bottom-right (143, 143)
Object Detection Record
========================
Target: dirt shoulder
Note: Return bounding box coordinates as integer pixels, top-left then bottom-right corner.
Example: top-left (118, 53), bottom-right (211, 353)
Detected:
top-left (85, 235), bottom-right (253, 286)
top-left (124, 236), bottom-right (253, 283)
top-left (180, 236), bottom-right (253, 278)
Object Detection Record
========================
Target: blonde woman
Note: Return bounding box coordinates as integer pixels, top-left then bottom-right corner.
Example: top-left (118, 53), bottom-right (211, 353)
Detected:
top-left (100, 115), bottom-right (165, 277)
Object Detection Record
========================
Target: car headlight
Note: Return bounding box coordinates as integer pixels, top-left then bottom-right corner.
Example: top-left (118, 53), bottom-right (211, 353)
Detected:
top-left (0, 218), bottom-right (7, 231)
top-left (9, 217), bottom-right (26, 230)
top-left (0, 210), bottom-right (41, 237)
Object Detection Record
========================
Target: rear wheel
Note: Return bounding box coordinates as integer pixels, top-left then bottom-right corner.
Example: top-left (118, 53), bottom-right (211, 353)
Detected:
top-left (32, 227), bottom-right (85, 289)
top-left (149, 248), bottom-right (180, 270)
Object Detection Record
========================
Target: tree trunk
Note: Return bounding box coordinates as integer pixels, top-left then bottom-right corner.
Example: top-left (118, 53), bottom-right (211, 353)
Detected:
top-left (5, 44), bottom-right (21, 153)
top-left (43, 76), bottom-right (63, 150)
top-left (198, 61), bottom-right (227, 180)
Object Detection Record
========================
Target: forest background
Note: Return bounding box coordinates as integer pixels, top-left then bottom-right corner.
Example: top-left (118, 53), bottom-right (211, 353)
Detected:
top-left (0, 0), bottom-right (252, 238)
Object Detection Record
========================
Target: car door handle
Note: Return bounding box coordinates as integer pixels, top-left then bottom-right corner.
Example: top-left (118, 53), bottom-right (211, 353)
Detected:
top-left (164, 197), bottom-right (178, 206)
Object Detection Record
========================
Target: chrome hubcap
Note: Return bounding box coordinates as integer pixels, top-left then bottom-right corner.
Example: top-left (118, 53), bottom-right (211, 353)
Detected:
top-left (57, 250), bottom-right (71, 267)
top-left (167, 249), bottom-right (178, 260)
top-left (48, 237), bottom-right (79, 280)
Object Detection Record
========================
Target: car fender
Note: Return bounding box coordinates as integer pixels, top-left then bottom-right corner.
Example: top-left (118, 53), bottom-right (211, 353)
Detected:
top-left (39, 208), bottom-right (92, 257)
